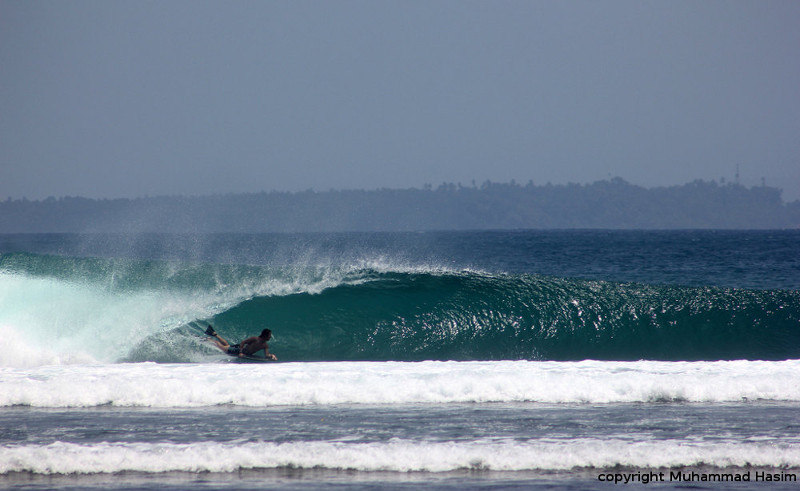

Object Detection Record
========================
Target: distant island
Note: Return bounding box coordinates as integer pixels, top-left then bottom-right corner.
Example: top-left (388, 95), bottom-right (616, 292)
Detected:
top-left (2, 178), bottom-right (798, 232)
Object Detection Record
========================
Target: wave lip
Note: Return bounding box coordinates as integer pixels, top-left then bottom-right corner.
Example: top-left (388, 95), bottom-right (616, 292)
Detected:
top-left (2, 360), bottom-right (800, 408)
top-left (2, 439), bottom-right (799, 474)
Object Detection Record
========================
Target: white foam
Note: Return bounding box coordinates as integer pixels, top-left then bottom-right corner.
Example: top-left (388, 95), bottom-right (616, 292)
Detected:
top-left (0, 264), bottom-right (394, 368)
top-left (1, 360), bottom-right (799, 407)
top-left (0, 273), bottom-right (230, 367)
top-left (2, 439), bottom-right (799, 474)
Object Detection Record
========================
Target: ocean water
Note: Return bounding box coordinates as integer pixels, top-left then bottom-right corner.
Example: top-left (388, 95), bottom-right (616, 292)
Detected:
top-left (1, 230), bottom-right (799, 489)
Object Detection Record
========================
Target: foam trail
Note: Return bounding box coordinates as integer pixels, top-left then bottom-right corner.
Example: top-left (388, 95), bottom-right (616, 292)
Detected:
top-left (2, 439), bottom-right (799, 474)
top-left (2, 360), bottom-right (799, 407)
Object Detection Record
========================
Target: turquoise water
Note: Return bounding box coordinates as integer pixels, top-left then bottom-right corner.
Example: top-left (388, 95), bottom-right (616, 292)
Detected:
top-left (1, 231), bottom-right (799, 489)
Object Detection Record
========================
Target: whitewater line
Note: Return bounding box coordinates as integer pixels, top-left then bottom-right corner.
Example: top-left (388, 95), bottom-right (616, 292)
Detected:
top-left (1, 359), bottom-right (799, 407)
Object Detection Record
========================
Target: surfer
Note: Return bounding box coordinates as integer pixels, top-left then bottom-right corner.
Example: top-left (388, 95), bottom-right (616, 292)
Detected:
top-left (205, 326), bottom-right (277, 361)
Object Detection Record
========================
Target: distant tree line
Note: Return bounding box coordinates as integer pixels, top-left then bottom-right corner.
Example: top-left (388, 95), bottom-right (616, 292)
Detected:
top-left (1, 178), bottom-right (798, 233)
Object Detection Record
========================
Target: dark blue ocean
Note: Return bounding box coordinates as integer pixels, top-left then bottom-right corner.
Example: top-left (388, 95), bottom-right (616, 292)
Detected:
top-left (1, 231), bottom-right (799, 489)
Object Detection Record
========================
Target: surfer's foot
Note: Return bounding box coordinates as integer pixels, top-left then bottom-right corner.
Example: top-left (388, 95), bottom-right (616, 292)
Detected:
top-left (204, 326), bottom-right (217, 337)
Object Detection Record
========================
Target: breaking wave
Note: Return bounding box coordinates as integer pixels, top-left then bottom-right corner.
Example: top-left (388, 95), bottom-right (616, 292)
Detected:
top-left (1, 252), bottom-right (798, 366)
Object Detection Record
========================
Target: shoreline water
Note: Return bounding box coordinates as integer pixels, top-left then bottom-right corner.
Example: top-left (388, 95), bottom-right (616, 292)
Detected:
top-left (3, 466), bottom-right (799, 490)
top-left (3, 401), bottom-right (799, 474)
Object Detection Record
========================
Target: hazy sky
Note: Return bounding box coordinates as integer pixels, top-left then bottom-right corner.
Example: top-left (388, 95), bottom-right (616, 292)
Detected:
top-left (2, 0), bottom-right (799, 200)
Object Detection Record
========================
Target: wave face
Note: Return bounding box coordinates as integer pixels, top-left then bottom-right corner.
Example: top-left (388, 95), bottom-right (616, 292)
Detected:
top-left (2, 252), bottom-right (799, 366)
top-left (208, 271), bottom-right (800, 362)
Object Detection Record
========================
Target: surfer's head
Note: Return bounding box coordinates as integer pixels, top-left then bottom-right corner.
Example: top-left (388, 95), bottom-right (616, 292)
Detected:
top-left (260, 328), bottom-right (272, 340)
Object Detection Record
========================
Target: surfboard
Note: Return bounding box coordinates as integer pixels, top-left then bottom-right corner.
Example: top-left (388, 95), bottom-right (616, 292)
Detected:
top-left (228, 353), bottom-right (276, 363)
